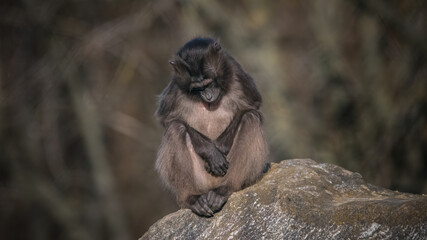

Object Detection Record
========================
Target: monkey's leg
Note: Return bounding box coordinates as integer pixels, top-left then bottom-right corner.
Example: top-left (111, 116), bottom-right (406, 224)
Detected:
top-left (224, 110), bottom-right (269, 191)
top-left (156, 121), bottom-right (194, 195)
top-left (156, 121), bottom-right (221, 217)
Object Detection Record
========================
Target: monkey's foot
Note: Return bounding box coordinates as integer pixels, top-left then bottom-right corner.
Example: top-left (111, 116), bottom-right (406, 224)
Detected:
top-left (188, 191), bottom-right (228, 217)
top-left (188, 194), bottom-right (214, 217)
top-left (206, 190), bottom-right (228, 212)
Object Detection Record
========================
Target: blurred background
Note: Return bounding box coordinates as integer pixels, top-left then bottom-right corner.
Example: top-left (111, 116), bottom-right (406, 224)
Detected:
top-left (1, 0), bottom-right (426, 239)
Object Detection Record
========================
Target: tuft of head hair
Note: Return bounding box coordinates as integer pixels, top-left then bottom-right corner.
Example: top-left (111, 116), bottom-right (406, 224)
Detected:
top-left (168, 37), bottom-right (232, 92)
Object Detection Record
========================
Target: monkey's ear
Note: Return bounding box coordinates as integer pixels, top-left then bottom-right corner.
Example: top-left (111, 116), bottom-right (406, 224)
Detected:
top-left (213, 41), bottom-right (221, 51)
top-left (208, 41), bottom-right (222, 53)
top-left (205, 40), bottom-right (225, 76)
top-left (168, 59), bottom-right (176, 66)
top-left (205, 40), bottom-right (222, 63)
top-left (168, 58), bottom-right (178, 72)
top-left (168, 56), bottom-right (189, 73)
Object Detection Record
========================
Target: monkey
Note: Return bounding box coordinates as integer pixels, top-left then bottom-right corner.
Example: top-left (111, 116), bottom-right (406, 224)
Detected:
top-left (155, 37), bottom-right (269, 217)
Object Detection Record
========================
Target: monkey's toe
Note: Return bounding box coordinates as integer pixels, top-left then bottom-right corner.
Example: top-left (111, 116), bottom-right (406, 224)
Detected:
top-left (189, 195), bottom-right (214, 217)
top-left (206, 190), bottom-right (227, 212)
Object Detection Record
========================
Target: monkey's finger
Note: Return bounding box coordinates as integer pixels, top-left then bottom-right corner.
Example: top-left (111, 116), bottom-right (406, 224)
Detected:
top-left (216, 166), bottom-right (225, 176)
top-left (216, 168), bottom-right (226, 176)
top-left (218, 161), bottom-right (228, 175)
top-left (204, 165), bottom-right (213, 175)
top-left (217, 158), bottom-right (228, 174)
top-left (217, 155), bottom-right (228, 168)
top-left (203, 162), bottom-right (211, 172)
top-left (209, 162), bottom-right (223, 176)
top-left (208, 162), bottom-right (228, 176)
top-left (222, 161), bottom-right (229, 172)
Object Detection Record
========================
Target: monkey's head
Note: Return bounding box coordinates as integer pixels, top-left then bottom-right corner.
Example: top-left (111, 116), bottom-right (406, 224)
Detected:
top-left (168, 38), bottom-right (233, 104)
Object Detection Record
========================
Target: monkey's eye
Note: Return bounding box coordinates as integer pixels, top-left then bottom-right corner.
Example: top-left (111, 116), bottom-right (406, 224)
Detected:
top-left (190, 83), bottom-right (207, 92)
top-left (192, 86), bottom-right (206, 92)
top-left (189, 78), bottom-right (213, 92)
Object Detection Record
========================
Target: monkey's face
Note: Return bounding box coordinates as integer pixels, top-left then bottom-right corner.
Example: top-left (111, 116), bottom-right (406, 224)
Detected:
top-left (189, 78), bottom-right (221, 103)
top-left (169, 39), bottom-right (232, 104)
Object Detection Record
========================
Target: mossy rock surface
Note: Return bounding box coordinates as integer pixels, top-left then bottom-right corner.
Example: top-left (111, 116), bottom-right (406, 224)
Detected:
top-left (141, 159), bottom-right (427, 240)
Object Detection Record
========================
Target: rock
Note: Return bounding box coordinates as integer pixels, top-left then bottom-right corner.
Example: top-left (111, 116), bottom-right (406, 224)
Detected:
top-left (140, 159), bottom-right (427, 240)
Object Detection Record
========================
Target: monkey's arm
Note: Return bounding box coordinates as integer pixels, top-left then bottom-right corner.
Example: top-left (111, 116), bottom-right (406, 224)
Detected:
top-left (233, 62), bottom-right (262, 108)
top-left (155, 82), bottom-right (177, 127)
top-left (215, 110), bottom-right (263, 155)
top-left (184, 123), bottom-right (229, 176)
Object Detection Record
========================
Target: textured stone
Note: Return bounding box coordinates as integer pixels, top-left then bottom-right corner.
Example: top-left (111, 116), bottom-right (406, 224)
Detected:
top-left (141, 159), bottom-right (427, 239)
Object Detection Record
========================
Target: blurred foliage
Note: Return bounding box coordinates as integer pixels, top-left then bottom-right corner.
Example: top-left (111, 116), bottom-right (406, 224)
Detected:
top-left (0, 0), bottom-right (426, 239)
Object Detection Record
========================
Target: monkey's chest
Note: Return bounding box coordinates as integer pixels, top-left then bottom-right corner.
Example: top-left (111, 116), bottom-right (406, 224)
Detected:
top-left (185, 104), bottom-right (233, 140)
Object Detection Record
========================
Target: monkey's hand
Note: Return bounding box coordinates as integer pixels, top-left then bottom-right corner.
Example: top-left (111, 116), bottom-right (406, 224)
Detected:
top-left (184, 123), bottom-right (229, 176)
top-left (214, 138), bottom-right (232, 156)
top-left (202, 146), bottom-right (229, 177)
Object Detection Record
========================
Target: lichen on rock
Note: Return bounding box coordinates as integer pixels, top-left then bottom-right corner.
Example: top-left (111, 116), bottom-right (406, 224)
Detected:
top-left (141, 159), bottom-right (427, 240)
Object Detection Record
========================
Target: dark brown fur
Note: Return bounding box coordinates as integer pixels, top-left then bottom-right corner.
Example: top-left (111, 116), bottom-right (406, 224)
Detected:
top-left (155, 38), bottom-right (268, 217)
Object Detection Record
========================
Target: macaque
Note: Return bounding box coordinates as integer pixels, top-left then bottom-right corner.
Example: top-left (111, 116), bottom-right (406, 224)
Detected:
top-left (155, 37), bottom-right (269, 217)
